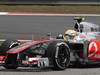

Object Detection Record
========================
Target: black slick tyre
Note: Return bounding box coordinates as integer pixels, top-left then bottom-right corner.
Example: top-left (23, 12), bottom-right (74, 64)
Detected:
top-left (0, 39), bottom-right (20, 53)
top-left (0, 39), bottom-right (20, 69)
top-left (46, 41), bottom-right (70, 70)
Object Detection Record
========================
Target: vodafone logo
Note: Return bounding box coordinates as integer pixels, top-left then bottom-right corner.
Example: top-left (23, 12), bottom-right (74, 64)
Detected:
top-left (88, 41), bottom-right (98, 57)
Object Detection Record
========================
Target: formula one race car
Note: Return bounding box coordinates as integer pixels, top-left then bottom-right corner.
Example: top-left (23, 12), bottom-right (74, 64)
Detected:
top-left (0, 17), bottom-right (100, 70)
top-left (0, 38), bottom-right (70, 70)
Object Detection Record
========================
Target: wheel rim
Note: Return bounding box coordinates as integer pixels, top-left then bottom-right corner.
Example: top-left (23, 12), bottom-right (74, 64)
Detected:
top-left (55, 44), bottom-right (70, 69)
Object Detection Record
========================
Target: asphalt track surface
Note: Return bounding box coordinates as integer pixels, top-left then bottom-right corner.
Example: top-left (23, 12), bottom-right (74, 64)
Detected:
top-left (0, 16), bottom-right (100, 39)
top-left (0, 15), bottom-right (100, 75)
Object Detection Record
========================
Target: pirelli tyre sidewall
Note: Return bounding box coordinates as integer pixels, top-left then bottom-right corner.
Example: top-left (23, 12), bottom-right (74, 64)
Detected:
top-left (1, 39), bottom-right (20, 69)
top-left (46, 41), bottom-right (70, 70)
top-left (0, 39), bottom-right (20, 53)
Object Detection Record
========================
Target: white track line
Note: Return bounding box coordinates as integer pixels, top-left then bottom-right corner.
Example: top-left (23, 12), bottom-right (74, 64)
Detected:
top-left (8, 13), bottom-right (100, 16)
top-left (0, 39), bottom-right (31, 42)
top-left (0, 12), bottom-right (9, 15)
top-left (0, 12), bottom-right (100, 16)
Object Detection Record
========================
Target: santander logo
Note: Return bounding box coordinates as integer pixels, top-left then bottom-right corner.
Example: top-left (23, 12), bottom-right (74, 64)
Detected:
top-left (88, 41), bottom-right (98, 58)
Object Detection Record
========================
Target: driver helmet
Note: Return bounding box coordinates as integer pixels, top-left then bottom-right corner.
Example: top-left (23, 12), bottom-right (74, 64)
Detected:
top-left (64, 29), bottom-right (77, 41)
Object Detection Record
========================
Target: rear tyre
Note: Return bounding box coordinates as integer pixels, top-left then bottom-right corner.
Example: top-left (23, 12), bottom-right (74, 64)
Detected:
top-left (46, 41), bottom-right (70, 70)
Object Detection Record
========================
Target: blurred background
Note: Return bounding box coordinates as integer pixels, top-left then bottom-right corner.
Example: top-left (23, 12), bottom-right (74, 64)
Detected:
top-left (0, 0), bottom-right (100, 5)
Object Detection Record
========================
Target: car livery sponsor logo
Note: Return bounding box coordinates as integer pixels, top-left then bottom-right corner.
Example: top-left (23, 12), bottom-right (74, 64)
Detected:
top-left (88, 41), bottom-right (98, 58)
top-left (94, 54), bottom-right (100, 58)
top-left (79, 34), bottom-right (86, 38)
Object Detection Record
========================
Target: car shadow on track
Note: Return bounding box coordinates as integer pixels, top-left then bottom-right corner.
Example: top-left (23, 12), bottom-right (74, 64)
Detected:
top-left (0, 67), bottom-right (70, 72)
top-left (0, 67), bottom-right (54, 72)
top-left (68, 64), bottom-right (100, 69)
top-left (1, 64), bottom-right (100, 72)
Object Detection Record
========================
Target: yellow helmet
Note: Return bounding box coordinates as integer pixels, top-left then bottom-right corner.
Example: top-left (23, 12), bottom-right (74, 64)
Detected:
top-left (64, 29), bottom-right (77, 41)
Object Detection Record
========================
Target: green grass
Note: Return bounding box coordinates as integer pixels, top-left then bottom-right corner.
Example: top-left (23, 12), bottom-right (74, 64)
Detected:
top-left (0, 5), bottom-right (100, 14)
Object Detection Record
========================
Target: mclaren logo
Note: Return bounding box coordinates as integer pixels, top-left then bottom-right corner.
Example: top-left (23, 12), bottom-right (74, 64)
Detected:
top-left (88, 41), bottom-right (98, 58)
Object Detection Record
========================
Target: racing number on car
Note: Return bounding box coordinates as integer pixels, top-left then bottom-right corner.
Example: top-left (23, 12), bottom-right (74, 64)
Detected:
top-left (88, 41), bottom-right (98, 58)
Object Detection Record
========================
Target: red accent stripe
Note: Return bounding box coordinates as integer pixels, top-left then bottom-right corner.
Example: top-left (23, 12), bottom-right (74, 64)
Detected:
top-left (7, 40), bottom-right (51, 54)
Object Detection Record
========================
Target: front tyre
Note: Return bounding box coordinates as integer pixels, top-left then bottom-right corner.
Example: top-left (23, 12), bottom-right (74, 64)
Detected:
top-left (4, 54), bottom-right (18, 69)
top-left (46, 41), bottom-right (70, 70)
top-left (0, 39), bottom-right (20, 69)
top-left (0, 39), bottom-right (20, 53)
